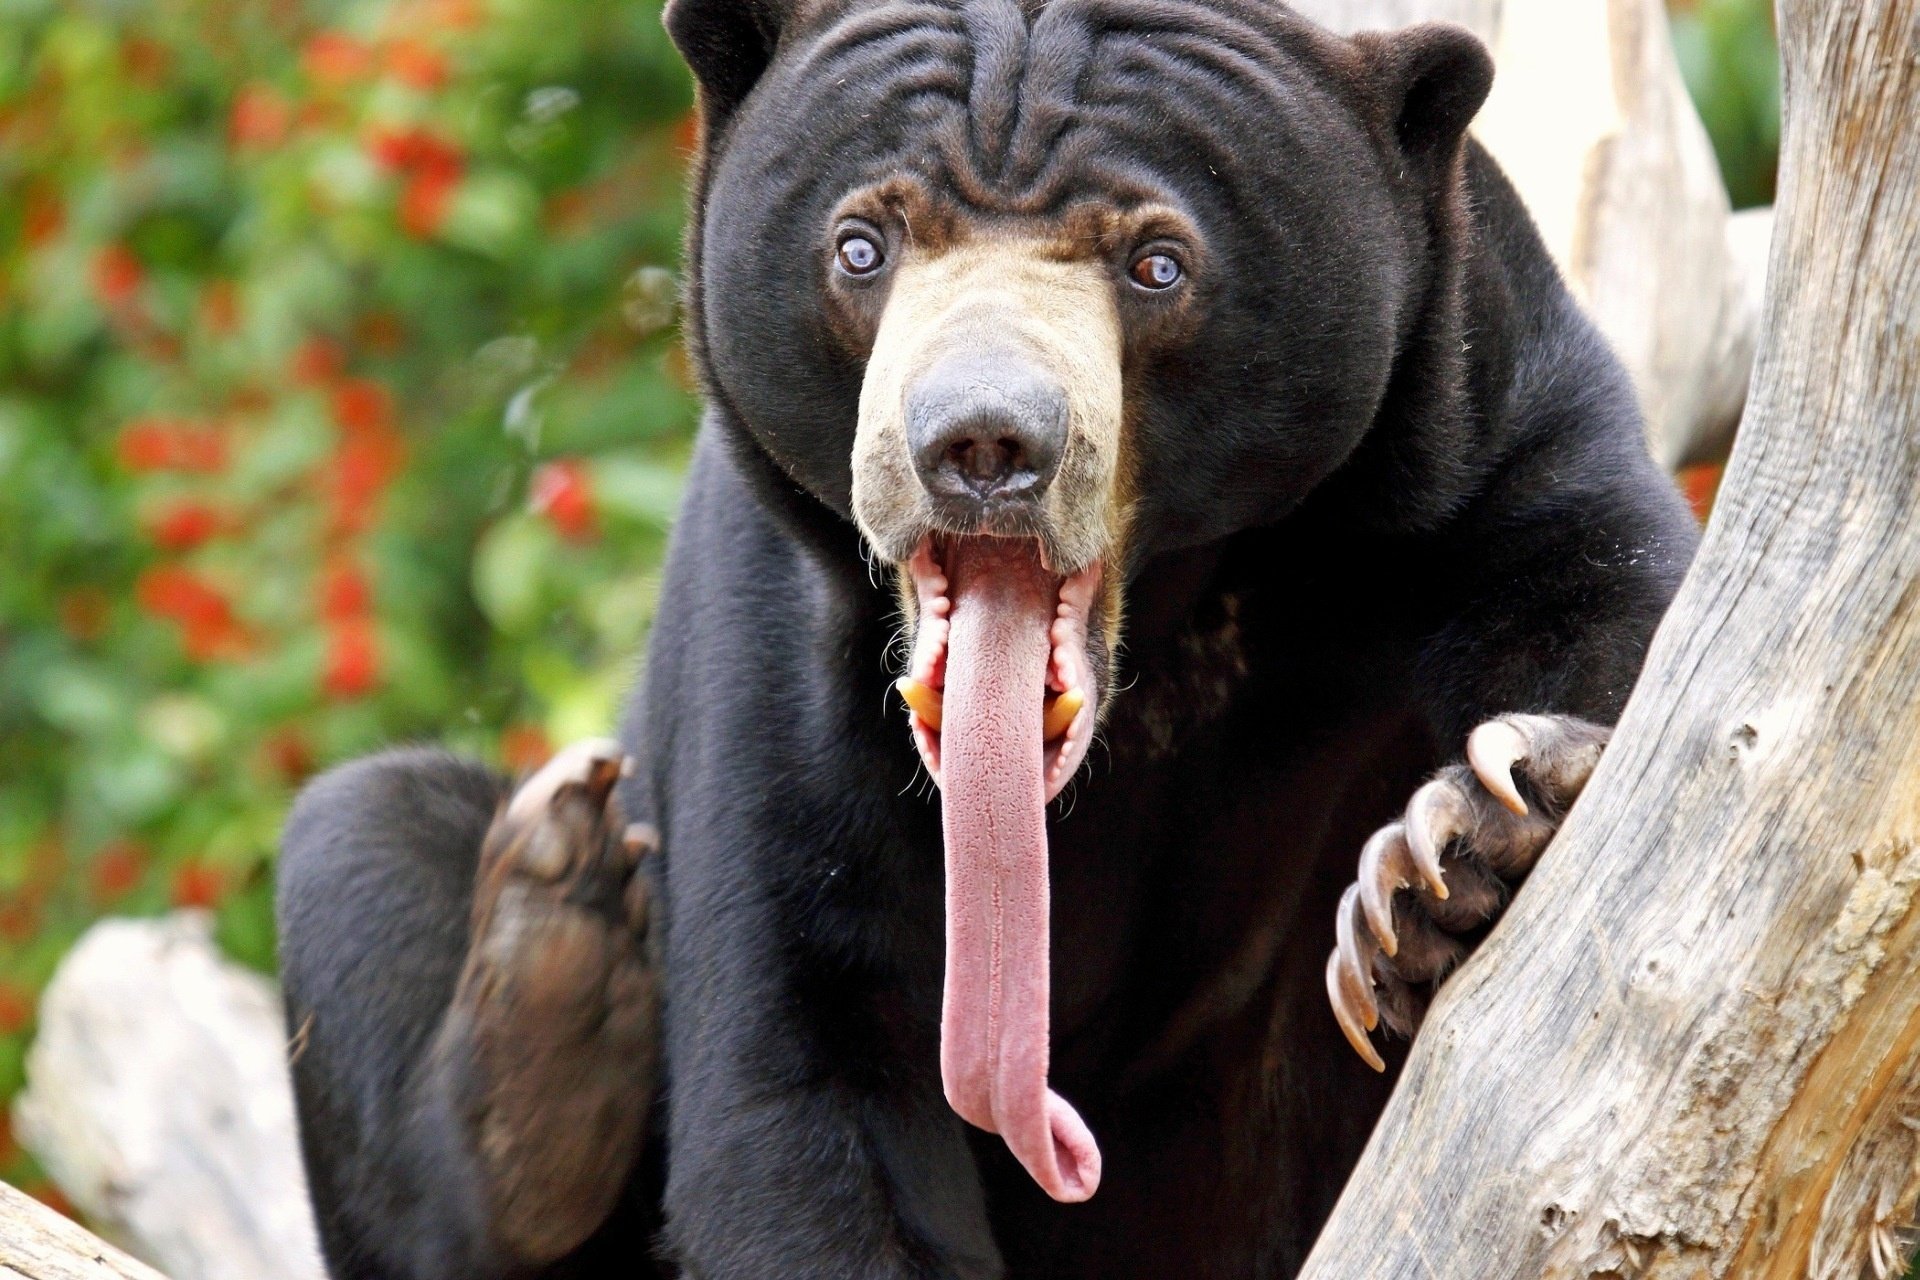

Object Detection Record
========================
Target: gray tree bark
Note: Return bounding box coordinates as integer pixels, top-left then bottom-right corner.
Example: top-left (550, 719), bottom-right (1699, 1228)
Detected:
top-left (11, 915), bottom-right (325, 1280)
top-left (1300, 1), bottom-right (1920, 1276)
top-left (0, 1180), bottom-right (165, 1280)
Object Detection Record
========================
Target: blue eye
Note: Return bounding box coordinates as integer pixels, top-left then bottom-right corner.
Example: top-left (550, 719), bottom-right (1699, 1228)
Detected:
top-left (1130, 252), bottom-right (1182, 290)
top-left (837, 235), bottom-right (883, 275)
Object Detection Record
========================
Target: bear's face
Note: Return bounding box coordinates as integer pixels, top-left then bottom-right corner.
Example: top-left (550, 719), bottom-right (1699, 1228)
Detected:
top-left (699, 0), bottom-right (1472, 563)
top-left (686, 0), bottom-right (1490, 786)
top-left (670, 0), bottom-right (1492, 1202)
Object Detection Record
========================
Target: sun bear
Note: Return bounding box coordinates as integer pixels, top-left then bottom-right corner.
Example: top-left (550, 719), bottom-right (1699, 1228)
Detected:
top-left (275, 0), bottom-right (1700, 1275)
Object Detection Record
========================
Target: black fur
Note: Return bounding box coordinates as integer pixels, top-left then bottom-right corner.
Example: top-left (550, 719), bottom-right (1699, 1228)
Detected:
top-left (277, 1), bottom-right (1698, 1275)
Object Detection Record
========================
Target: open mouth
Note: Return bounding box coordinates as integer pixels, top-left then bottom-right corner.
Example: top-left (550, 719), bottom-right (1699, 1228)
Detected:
top-left (894, 535), bottom-right (1102, 802)
top-left (889, 533), bottom-right (1107, 1205)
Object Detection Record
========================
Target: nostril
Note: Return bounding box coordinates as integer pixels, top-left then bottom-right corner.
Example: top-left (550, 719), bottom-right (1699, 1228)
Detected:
top-left (905, 357), bottom-right (1069, 503)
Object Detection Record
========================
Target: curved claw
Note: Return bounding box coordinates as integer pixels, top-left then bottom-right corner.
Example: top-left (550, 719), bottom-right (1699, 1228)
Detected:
top-left (1404, 778), bottom-right (1469, 900)
top-left (508, 737), bottom-right (628, 823)
top-left (1357, 822), bottom-right (1413, 957)
top-left (1333, 884), bottom-right (1380, 1031)
top-left (1326, 949), bottom-right (1385, 1072)
top-left (1467, 718), bottom-right (1532, 816)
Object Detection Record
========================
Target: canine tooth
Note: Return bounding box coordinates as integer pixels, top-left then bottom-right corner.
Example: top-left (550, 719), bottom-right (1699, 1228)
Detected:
top-left (895, 677), bottom-right (943, 730)
top-left (1043, 688), bottom-right (1085, 741)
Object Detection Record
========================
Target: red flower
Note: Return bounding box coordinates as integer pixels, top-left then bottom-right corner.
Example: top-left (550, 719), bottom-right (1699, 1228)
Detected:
top-left (117, 418), bottom-right (228, 474)
top-left (328, 433), bottom-right (405, 535)
top-left (1678, 462), bottom-right (1724, 523)
top-left (323, 622), bottom-right (380, 699)
top-left (91, 841), bottom-right (148, 904)
top-left (200, 280), bottom-right (241, 335)
top-left (291, 336), bottom-right (344, 385)
top-left (0, 901), bottom-right (36, 944)
top-left (500, 724), bottom-right (553, 773)
top-left (121, 36), bottom-right (169, 85)
top-left (364, 125), bottom-right (414, 170)
top-left (136, 566), bottom-right (229, 625)
top-left (230, 83), bottom-right (290, 149)
top-left (332, 378), bottom-right (393, 434)
top-left (171, 861), bottom-right (226, 910)
top-left (261, 728), bottom-right (315, 782)
top-left (91, 244), bottom-right (144, 307)
top-left (302, 31), bottom-right (372, 86)
top-left (320, 557), bottom-right (371, 622)
top-left (147, 501), bottom-right (225, 551)
top-left (398, 167), bottom-right (461, 238)
top-left (136, 566), bottom-right (248, 660)
top-left (22, 186), bottom-right (63, 248)
top-left (385, 37), bottom-right (450, 91)
top-left (530, 459), bottom-right (598, 542)
top-left (0, 982), bottom-right (31, 1035)
top-left (363, 124), bottom-right (461, 176)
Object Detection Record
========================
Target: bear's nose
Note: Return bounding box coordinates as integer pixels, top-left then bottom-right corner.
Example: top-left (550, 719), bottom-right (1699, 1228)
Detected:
top-left (906, 355), bottom-right (1068, 506)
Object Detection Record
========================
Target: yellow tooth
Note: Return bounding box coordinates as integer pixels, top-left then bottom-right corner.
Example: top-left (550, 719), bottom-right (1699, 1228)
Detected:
top-left (895, 677), bottom-right (943, 730)
top-left (1043, 687), bottom-right (1085, 742)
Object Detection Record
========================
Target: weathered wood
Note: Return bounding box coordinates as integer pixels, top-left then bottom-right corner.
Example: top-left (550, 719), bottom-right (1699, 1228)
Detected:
top-left (1292, 0), bottom-right (1760, 469)
top-left (12, 915), bottom-right (326, 1280)
top-left (1300, 2), bottom-right (1920, 1276)
top-left (0, 1181), bottom-right (165, 1280)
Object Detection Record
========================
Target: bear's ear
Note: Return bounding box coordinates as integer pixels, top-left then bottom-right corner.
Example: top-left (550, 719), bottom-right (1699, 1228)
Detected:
top-left (663, 0), bottom-right (795, 123)
top-left (1356, 23), bottom-right (1494, 173)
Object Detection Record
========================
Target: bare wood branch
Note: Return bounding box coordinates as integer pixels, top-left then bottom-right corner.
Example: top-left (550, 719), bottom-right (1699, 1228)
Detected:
top-left (12, 915), bottom-right (326, 1280)
top-left (1299, 1), bottom-right (1920, 1274)
top-left (0, 1181), bottom-right (165, 1280)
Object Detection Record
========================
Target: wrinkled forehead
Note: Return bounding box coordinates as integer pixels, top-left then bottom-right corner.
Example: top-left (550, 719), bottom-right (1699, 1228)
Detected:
top-left (743, 0), bottom-right (1364, 214)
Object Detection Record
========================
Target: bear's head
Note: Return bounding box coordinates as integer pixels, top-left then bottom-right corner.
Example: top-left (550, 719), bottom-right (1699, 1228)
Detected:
top-left (666, 0), bottom-right (1493, 1204)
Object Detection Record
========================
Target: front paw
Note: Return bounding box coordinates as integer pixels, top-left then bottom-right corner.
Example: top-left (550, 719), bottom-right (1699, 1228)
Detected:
top-left (451, 738), bottom-right (661, 1262)
top-left (1326, 714), bottom-right (1609, 1070)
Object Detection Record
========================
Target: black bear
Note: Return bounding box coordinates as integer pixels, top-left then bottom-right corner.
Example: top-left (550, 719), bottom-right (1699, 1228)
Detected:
top-left (275, 0), bottom-right (1700, 1274)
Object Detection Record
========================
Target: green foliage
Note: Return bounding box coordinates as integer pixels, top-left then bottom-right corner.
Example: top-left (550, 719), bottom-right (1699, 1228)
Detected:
top-left (0, 0), bottom-right (695, 1193)
top-left (1670, 0), bottom-right (1782, 209)
top-left (0, 0), bottom-right (1792, 1226)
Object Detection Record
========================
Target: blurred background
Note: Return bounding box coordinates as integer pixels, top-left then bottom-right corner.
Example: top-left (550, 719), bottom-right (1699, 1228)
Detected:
top-left (0, 0), bottom-right (1780, 1212)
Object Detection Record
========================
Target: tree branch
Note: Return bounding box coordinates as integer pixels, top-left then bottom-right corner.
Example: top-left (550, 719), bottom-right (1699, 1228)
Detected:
top-left (0, 1181), bottom-right (166, 1280)
top-left (1301, 1), bottom-right (1920, 1275)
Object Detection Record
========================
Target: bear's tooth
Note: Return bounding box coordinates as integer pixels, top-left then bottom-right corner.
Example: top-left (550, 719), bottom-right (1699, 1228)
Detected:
top-left (895, 676), bottom-right (943, 730)
top-left (1043, 688), bottom-right (1084, 742)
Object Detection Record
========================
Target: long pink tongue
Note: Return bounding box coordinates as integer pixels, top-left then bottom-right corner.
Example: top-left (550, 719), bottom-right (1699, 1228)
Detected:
top-left (938, 539), bottom-right (1101, 1204)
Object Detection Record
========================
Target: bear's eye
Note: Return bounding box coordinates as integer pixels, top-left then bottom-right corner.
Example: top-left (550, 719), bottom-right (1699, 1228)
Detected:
top-left (1129, 252), bottom-right (1183, 291)
top-left (837, 235), bottom-right (884, 277)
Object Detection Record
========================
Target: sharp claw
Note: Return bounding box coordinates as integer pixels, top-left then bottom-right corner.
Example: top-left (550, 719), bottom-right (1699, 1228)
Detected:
top-left (623, 822), bottom-right (660, 865)
top-left (1404, 779), bottom-right (1463, 900)
top-left (1326, 949), bottom-right (1386, 1072)
top-left (1357, 823), bottom-right (1410, 957)
top-left (508, 737), bottom-right (626, 822)
top-left (1467, 719), bottom-right (1532, 817)
top-left (583, 754), bottom-right (624, 806)
top-left (1333, 884), bottom-right (1380, 1031)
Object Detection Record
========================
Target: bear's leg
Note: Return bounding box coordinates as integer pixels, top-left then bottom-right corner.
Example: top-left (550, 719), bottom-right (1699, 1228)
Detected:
top-left (278, 743), bottom-right (661, 1280)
